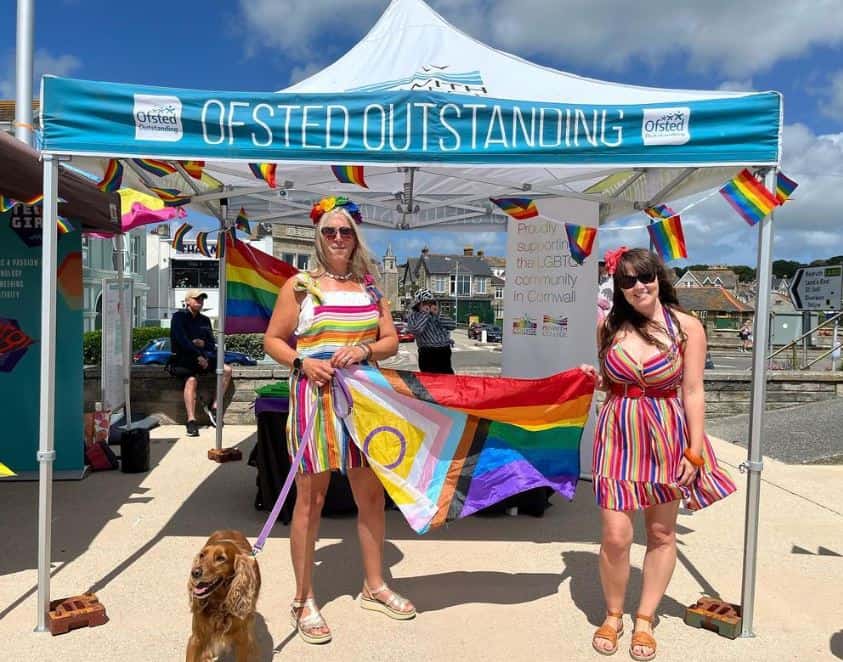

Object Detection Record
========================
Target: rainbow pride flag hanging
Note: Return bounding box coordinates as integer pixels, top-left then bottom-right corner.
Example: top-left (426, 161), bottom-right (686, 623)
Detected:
top-left (719, 169), bottom-right (780, 226)
top-left (195, 231), bottom-right (212, 257)
top-left (171, 222), bottom-right (192, 251)
top-left (564, 223), bottom-right (597, 265)
top-left (643, 203), bottom-right (677, 219)
top-left (235, 207), bottom-right (251, 234)
top-left (339, 365), bottom-right (595, 533)
top-left (490, 196), bottom-right (539, 220)
top-left (248, 162), bottom-right (277, 188)
top-left (0, 195), bottom-right (15, 212)
top-left (149, 186), bottom-right (191, 207)
top-left (132, 158), bottom-right (177, 178)
top-left (775, 171), bottom-right (798, 204)
top-left (216, 229), bottom-right (228, 259)
top-left (331, 165), bottom-right (368, 188)
top-left (97, 159), bottom-right (124, 192)
top-left (56, 217), bottom-right (75, 235)
top-left (647, 215), bottom-right (687, 261)
top-left (224, 233), bottom-right (298, 334)
top-left (180, 160), bottom-right (205, 180)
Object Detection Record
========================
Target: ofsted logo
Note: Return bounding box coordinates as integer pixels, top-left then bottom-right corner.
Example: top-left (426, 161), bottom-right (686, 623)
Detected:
top-left (133, 94), bottom-right (183, 142)
top-left (641, 107), bottom-right (690, 146)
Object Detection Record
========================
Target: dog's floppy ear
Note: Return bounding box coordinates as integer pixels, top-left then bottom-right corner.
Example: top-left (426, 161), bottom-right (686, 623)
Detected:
top-left (223, 554), bottom-right (259, 619)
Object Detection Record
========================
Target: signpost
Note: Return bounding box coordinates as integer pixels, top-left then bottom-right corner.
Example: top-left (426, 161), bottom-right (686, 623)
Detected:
top-left (788, 266), bottom-right (843, 311)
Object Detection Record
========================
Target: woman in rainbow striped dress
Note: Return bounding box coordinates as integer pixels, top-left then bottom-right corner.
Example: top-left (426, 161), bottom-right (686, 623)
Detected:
top-left (264, 196), bottom-right (415, 646)
top-left (581, 248), bottom-right (735, 661)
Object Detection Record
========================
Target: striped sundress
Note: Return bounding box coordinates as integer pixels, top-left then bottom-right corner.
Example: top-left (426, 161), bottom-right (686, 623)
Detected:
top-left (287, 274), bottom-right (380, 473)
top-left (593, 308), bottom-right (736, 511)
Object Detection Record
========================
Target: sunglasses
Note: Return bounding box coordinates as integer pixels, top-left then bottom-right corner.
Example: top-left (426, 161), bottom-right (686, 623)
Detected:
top-left (320, 226), bottom-right (355, 239)
top-left (618, 271), bottom-right (657, 289)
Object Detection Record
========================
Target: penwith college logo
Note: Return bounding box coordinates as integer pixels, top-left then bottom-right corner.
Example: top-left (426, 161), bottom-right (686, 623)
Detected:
top-left (642, 107), bottom-right (690, 146)
top-left (133, 94), bottom-right (183, 142)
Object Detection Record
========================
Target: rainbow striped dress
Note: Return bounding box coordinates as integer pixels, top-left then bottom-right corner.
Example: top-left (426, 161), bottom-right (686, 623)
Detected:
top-left (287, 274), bottom-right (380, 473)
top-left (593, 310), bottom-right (736, 511)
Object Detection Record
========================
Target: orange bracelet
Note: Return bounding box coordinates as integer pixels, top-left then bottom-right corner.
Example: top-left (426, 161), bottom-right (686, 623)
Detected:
top-left (683, 447), bottom-right (705, 468)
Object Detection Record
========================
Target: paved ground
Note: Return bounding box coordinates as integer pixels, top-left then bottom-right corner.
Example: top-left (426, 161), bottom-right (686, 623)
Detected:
top-left (1, 426), bottom-right (841, 661)
top-left (708, 397), bottom-right (843, 465)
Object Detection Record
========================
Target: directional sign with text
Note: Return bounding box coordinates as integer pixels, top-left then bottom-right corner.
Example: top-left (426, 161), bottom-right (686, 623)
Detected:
top-left (789, 266), bottom-right (843, 311)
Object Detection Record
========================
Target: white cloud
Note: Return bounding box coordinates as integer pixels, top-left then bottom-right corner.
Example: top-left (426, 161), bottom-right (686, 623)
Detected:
top-left (236, 0), bottom-right (843, 79)
top-left (820, 70), bottom-right (843, 121)
top-left (719, 79), bottom-right (754, 92)
top-left (0, 49), bottom-right (82, 98)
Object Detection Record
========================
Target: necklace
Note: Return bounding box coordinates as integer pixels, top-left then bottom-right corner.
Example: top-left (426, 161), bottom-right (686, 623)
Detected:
top-left (323, 270), bottom-right (353, 281)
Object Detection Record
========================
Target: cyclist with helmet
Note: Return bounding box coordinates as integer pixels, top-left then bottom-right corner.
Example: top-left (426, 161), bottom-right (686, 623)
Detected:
top-left (406, 289), bottom-right (457, 374)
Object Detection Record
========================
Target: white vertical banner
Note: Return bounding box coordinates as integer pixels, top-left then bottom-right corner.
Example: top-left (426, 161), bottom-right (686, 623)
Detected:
top-left (502, 198), bottom-right (599, 473)
top-left (101, 278), bottom-right (133, 412)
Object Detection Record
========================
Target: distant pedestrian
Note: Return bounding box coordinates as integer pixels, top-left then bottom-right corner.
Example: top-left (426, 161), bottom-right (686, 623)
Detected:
top-left (738, 319), bottom-right (753, 352)
top-left (406, 289), bottom-right (456, 374)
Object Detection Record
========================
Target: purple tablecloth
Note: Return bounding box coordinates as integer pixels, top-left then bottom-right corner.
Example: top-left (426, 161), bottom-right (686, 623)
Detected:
top-left (254, 396), bottom-right (288, 416)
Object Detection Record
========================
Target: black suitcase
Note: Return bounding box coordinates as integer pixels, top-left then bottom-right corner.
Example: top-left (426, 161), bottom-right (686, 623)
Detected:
top-left (120, 427), bottom-right (150, 473)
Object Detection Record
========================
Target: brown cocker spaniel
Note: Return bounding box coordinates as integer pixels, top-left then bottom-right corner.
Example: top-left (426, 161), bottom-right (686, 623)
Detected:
top-left (186, 530), bottom-right (261, 662)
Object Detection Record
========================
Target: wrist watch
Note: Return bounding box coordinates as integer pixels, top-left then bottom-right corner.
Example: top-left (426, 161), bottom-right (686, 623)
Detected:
top-left (292, 356), bottom-right (303, 372)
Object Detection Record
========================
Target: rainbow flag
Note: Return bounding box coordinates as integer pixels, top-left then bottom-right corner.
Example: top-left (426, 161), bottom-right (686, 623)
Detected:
top-left (180, 160), bottom-right (205, 180)
top-left (171, 222), bottom-right (192, 251)
top-left (331, 165), bottom-right (368, 188)
top-left (0, 195), bottom-right (15, 212)
top-left (116, 188), bottom-right (186, 234)
top-left (216, 229), bottom-right (228, 259)
top-left (564, 223), bottom-right (597, 265)
top-left (0, 461), bottom-right (15, 477)
top-left (149, 186), bottom-right (191, 207)
top-left (224, 233), bottom-right (298, 334)
top-left (248, 162), bottom-right (277, 188)
top-left (235, 207), bottom-right (251, 234)
top-left (56, 217), bottom-right (75, 235)
top-left (490, 196), bottom-right (538, 220)
top-left (647, 215), bottom-right (687, 261)
top-left (195, 231), bottom-right (212, 257)
top-left (775, 171), bottom-right (798, 204)
top-left (719, 169), bottom-right (780, 226)
top-left (97, 159), bottom-right (124, 192)
top-left (132, 158), bottom-right (177, 178)
top-left (643, 203), bottom-right (676, 219)
top-left (340, 365), bottom-right (595, 533)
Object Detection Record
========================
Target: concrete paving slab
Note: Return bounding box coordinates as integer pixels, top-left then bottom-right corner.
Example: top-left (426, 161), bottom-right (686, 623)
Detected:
top-left (0, 426), bottom-right (841, 661)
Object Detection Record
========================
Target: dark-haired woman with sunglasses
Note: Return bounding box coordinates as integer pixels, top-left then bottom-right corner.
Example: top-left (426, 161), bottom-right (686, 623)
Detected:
top-left (580, 247), bottom-right (735, 660)
top-left (264, 196), bottom-right (415, 645)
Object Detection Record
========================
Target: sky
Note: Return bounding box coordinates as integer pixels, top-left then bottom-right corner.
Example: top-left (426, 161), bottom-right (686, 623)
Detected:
top-left (2, 0), bottom-right (843, 269)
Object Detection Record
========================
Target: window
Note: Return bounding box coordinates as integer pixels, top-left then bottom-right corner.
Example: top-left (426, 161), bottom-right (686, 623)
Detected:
top-left (81, 236), bottom-right (89, 267)
top-left (495, 286), bottom-right (503, 300)
top-left (296, 254), bottom-right (310, 270)
top-left (474, 277), bottom-right (486, 294)
top-left (430, 275), bottom-right (448, 293)
top-left (172, 259), bottom-right (219, 288)
top-left (450, 273), bottom-right (470, 297)
top-left (282, 252), bottom-right (296, 265)
top-left (130, 234), bottom-right (141, 274)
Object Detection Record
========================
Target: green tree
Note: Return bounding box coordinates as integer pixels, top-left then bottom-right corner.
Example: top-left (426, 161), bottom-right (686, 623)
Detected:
top-left (772, 259), bottom-right (801, 278)
top-left (729, 265), bottom-right (756, 282)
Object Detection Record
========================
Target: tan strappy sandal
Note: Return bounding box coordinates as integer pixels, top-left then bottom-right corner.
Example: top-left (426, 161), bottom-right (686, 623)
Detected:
top-left (360, 582), bottom-right (416, 620)
top-left (592, 610), bottom-right (624, 656)
top-left (629, 613), bottom-right (657, 661)
top-left (290, 597), bottom-right (332, 644)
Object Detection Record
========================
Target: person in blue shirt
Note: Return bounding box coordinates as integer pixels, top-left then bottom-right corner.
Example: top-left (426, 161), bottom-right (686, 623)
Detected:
top-left (406, 289), bottom-right (456, 374)
top-left (169, 289), bottom-right (232, 436)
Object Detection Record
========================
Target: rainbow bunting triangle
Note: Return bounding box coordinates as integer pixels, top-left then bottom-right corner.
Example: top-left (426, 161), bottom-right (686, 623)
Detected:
top-left (775, 171), bottom-right (798, 204)
top-left (57, 217), bottom-right (75, 235)
top-left (643, 203), bottom-right (677, 219)
top-left (97, 159), bottom-right (124, 192)
top-left (216, 229), bottom-right (229, 259)
top-left (180, 160), bottom-right (205, 180)
top-left (171, 222), bottom-right (192, 251)
top-left (21, 193), bottom-right (43, 206)
top-left (647, 215), bottom-right (688, 261)
top-left (195, 231), bottom-right (212, 257)
top-left (235, 207), bottom-right (251, 235)
top-left (225, 233), bottom-right (298, 333)
top-left (149, 186), bottom-right (191, 207)
top-left (564, 223), bottom-right (597, 265)
top-left (719, 169), bottom-right (780, 226)
top-left (489, 196), bottom-right (538, 220)
top-left (248, 163), bottom-right (277, 188)
top-left (330, 165), bottom-right (368, 188)
top-left (132, 158), bottom-right (177, 177)
top-left (0, 195), bottom-right (15, 212)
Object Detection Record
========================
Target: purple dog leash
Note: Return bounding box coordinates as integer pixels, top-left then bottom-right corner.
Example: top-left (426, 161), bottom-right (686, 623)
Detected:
top-left (252, 369), bottom-right (354, 555)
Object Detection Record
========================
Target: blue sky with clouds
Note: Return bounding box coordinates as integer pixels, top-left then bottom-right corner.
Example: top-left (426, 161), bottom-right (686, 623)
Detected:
top-left (2, 0), bottom-right (842, 268)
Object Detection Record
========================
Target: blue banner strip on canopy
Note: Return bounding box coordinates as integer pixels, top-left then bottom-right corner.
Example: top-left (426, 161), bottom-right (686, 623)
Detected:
top-left (40, 76), bottom-right (781, 166)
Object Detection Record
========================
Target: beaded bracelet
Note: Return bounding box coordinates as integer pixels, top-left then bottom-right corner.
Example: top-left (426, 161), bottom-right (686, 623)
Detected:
top-left (357, 343), bottom-right (373, 361)
top-left (683, 447), bottom-right (705, 468)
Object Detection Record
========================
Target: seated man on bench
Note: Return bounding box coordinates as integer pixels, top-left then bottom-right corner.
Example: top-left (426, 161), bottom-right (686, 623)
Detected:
top-left (169, 289), bottom-right (232, 437)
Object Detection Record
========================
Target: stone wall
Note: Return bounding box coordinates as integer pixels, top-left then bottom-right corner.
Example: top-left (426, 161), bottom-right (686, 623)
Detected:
top-left (85, 366), bottom-right (843, 426)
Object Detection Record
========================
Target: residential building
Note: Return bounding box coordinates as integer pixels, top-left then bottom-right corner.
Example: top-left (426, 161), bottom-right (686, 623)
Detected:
top-left (272, 223), bottom-right (315, 272)
top-left (674, 267), bottom-right (739, 293)
top-left (676, 287), bottom-right (753, 328)
top-left (84, 232), bottom-right (149, 332)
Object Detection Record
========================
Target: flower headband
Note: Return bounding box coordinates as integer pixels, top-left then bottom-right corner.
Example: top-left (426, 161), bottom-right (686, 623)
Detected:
top-left (310, 196), bottom-right (363, 225)
top-left (604, 246), bottom-right (628, 275)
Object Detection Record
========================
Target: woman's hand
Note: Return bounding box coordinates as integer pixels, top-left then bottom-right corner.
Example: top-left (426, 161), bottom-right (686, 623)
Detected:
top-left (676, 457), bottom-right (699, 487)
top-left (330, 345), bottom-right (367, 368)
top-left (579, 364), bottom-right (603, 389)
top-left (302, 357), bottom-right (335, 388)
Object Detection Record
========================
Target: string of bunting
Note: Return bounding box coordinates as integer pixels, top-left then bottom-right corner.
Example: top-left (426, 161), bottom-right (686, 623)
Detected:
top-left (489, 169), bottom-right (798, 264)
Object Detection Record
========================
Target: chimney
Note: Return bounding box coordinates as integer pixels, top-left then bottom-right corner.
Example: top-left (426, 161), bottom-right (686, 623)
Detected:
top-left (463, 246), bottom-right (474, 256)
top-left (477, 249), bottom-right (484, 258)
top-left (421, 247), bottom-right (429, 256)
